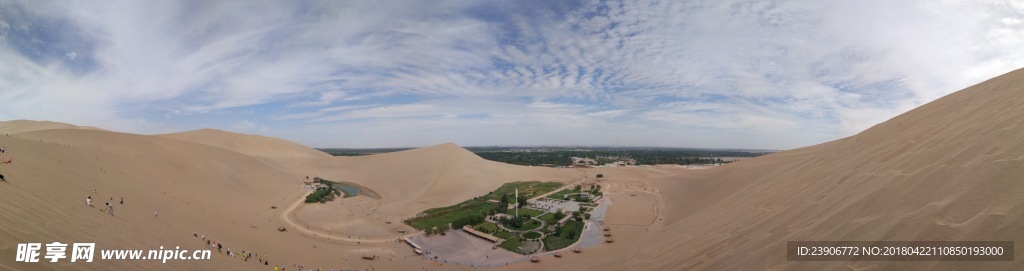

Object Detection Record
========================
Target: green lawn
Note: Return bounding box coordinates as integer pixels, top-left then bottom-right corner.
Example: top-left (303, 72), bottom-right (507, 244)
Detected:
top-left (562, 220), bottom-right (585, 239)
top-left (488, 181), bottom-right (563, 201)
top-left (493, 230), bottom-right (512, 240)
top-left (410, 181), bottom-right (562, 231)
top-left (522, 231), bottom-right (542, 239)
top-left (499, 237), bottom-right (523, 252)
top-left (542, 220), bottom-right (585, 250)
top-left (545, 188), bottom-right (579, 200)
top-left (407, 181), bottom-right (567, 253)
top-left (410, 181), bottom-right (565, 231)
top-left (475, 222), bottom-right (500, 234)
top-left (539, 212), bottom-right (559, 225)
top-left (512, 208), bottom-right (545, 218)
top-left (408, 202), bottom-right (493, 231)
top-left (507, 219), bottom-right (543, 231)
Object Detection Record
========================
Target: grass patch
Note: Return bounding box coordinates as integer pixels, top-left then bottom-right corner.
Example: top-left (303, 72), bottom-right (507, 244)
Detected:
top-left (499, 237), bottom-right (523, 253)
top-left (408, 181), bottom-right (561, 231)
top-left (506, 219), bottom-right (543, 231)
top-left (522, 231), bottom-right (542, 239)
top-left (539, 213), bottom-right (559, 225)
top-left (487, 181), bottom-right (563, 202)
top-left (545, 189), bottom-right (579, 200)
top-left (493, 230), bottom-right (512, 240)
top-left (408, 202), bottom-right (492, 231)
top-left (512, 208), bottom-right (545, 218)
top-left (475, 222), bottom-right (500, 234)
top-left (542, 220), bottom-right (585, 250)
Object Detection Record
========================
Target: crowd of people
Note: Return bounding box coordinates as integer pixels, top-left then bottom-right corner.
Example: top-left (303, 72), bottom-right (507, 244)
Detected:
top-left (194, 231), bottom-right (399, 271)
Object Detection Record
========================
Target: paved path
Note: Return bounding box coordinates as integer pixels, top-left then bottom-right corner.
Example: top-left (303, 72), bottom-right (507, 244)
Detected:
top-left (529, 178), bottom-right (585, 202)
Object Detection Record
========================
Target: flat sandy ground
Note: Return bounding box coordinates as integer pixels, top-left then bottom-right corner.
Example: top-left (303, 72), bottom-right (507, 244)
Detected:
top-left (604, 192), bottom-right (659, 227)
top-left (412, 231), bottom-right (525, 267)
top-left (292, 196), bottom-right (412, 239)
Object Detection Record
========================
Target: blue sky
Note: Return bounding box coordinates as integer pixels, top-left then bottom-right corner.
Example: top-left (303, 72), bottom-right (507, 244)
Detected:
top-left (1, 0), bottom-right (1022, 149)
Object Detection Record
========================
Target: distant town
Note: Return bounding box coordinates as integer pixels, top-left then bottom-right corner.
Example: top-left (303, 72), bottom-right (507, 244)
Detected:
top-left (317, 146), bottom-right (775, 167)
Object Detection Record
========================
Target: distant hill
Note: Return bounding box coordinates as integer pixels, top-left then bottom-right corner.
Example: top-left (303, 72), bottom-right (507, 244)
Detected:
top-left (0, 119), bottom-right (106, 134)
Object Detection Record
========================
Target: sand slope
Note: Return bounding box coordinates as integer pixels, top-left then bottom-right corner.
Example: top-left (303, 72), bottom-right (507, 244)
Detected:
top-left (272, 143), bottom-right (582, 217)
top-left (0, 128), bottom-right (302, 270)
top-left (0, 125), bottom-right (577, 270)
top-left (157, 129), bottom-right (330, 159)
top-left (536, 68), bottom-right (1024, 270)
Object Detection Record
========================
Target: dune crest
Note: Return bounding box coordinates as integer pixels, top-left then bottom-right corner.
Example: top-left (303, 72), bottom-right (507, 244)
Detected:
top-left (0, 119), bottom-right (106, 134)
top-left (157, 128), bottom-right (330, 159)
top-left (285, 142), bottom-right (580, 217)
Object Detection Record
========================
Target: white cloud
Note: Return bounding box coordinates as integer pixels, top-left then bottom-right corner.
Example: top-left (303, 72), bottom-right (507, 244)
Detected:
top-left (1, 0), bottom-right (1022, 149)
top-left (229, 120), bottom-right (269, 133)
top-left (586, 109), bottom-right (630, 118)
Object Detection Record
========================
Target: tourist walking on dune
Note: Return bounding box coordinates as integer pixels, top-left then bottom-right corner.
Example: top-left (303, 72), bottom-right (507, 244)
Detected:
top-left (104, 203), bottom-right (114, 215)
top-left (87, 196), bottom-right (93, 207)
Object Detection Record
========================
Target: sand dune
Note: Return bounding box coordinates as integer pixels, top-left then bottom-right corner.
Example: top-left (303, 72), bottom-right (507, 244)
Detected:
top-left (3, 68), bottom-right (1024, 270)
top-left (0, 128), bottom-right (302, 270)
top-left (157, 128), bottom-right (330, 159)
top-left (526, 68), bottom-right (1024, 270)
top-left (0, 120), bottom-right (106, 134)
top-left (0, 125), bottom-right (577, 270)
top-left (271, 143), bottom-right (582, 217)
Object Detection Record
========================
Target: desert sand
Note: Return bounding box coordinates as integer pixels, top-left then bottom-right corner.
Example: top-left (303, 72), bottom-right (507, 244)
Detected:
top-left (1, 68), bottom-right (1024, 270)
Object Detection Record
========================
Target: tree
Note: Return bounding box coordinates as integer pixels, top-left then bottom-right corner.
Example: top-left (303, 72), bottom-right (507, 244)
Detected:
top-left (506, 216), bottom-right (525, 229)
top-left (517, 197), bottom-right (527, 208)
top-left (574, 184), bottom-right (581, 191)
top-left (553, 210), bottom-right (565, 220)
top-left (596, 173), bottom-right (604, 178)
top-left (584, 213), bottom-right (591, 220)
top-left (452, 215), bottom-right (484, 229)
top-left (500, 193), bottom-right (509, 205)
top-left (554, 225), bottom-right (563, 236)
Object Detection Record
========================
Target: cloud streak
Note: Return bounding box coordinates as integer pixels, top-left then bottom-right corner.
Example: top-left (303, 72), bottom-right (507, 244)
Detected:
top-left (0, 0), bottom-right (1022, 149)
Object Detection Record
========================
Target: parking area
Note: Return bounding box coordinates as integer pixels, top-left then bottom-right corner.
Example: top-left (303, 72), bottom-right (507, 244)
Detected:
top-left (531, 198), bottom-right (581, 213)
top-left (412, 230), bottom-right (527, 267)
